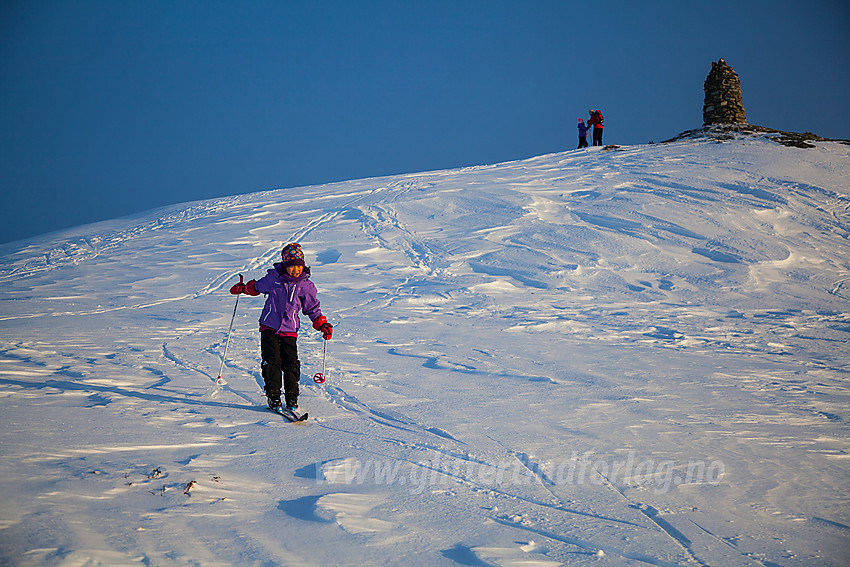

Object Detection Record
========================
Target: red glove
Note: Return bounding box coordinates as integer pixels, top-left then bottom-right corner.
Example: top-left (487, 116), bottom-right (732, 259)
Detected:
top-left (312, 316), bottom-right (333, 340)
top-left (230, 276), bottom-right (260, 296)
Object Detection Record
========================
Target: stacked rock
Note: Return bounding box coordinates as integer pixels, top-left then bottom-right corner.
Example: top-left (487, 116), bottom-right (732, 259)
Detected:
top-left (703, 59), bottom-right (747, 125)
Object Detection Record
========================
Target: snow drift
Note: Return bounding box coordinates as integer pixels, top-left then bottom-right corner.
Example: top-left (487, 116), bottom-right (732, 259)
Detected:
top-left (1, 131), bottom-right (848, 566)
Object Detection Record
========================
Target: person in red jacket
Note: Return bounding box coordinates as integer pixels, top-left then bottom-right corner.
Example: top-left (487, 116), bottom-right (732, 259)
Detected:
top-left (587, 109), bottom-right (604, 146)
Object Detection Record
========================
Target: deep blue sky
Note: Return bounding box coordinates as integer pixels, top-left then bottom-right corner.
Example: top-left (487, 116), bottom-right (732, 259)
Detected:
top-left (2, 1), bottom-right (849, 244)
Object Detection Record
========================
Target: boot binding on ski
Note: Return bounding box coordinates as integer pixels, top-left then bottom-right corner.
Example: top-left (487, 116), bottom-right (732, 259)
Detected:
top-left (266, 391), bottom-right (282, 410)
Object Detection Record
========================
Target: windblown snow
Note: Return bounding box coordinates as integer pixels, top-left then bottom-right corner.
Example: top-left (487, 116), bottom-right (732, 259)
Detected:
top-left (1, 133), bottom-right (849, 566)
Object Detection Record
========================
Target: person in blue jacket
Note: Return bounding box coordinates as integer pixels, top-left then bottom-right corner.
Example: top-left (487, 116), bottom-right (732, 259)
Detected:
top-left (577, 118), bottom-right (589, 148)
top-left (230, 243), bottom-right (332, 411)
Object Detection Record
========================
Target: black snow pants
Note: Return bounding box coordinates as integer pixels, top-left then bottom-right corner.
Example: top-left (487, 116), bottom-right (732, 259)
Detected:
top-left (260, 330), bottom-right (301, 406)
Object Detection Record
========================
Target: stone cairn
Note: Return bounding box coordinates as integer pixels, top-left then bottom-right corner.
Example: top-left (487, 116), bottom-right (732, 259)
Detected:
top-left (703, 59), bottom-right (747, 125)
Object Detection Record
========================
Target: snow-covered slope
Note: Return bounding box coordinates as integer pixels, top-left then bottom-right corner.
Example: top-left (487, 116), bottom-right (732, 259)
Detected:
top-left (1, 133), bottom-right (849, 566)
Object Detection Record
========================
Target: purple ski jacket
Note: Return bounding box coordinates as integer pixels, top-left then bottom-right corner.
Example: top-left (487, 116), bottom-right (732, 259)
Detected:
top-left (578, 122), bottom-right (589, 137)
top-left (253, 263), bottom-right (323, 336)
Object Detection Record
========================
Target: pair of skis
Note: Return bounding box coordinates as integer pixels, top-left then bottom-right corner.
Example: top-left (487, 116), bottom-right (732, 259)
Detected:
top-left (269, 403), bottom-right (309, 423)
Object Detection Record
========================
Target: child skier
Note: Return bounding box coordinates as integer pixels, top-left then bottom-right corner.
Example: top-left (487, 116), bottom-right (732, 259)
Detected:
top-left (577, 118), bottom-right (589, 148)
top-left (229, 243), bottom-right (332, 411)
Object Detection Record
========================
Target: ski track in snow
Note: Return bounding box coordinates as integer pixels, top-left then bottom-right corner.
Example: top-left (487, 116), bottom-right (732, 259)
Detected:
top-left (1, 136), bottom-right (849, 565)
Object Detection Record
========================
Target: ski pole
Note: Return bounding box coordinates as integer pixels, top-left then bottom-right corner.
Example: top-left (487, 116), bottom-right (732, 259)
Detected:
top-left (216, 274), bottom-right (242, 385)
top-left (313, 338), bottom-right (328, 384)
